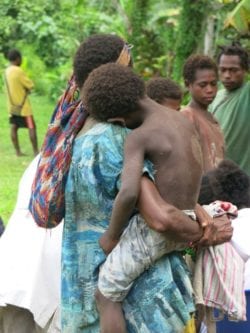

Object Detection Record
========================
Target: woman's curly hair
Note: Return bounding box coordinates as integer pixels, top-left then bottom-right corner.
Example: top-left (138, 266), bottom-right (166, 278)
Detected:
top-left (73, 34), bottom-right (125, 88)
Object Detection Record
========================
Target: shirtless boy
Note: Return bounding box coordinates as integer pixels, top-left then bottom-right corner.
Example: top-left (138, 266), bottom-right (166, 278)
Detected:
top-left (82, 63), bottom-right (205, 333)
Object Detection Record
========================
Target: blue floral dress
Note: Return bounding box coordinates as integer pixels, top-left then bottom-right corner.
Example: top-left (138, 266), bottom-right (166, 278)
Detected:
top-left (61, 123), bottom-right (195, 333)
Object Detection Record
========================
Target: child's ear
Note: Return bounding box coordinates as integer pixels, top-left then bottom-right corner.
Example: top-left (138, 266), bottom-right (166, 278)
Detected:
top-left (107, 117), bottom-right (126, 126)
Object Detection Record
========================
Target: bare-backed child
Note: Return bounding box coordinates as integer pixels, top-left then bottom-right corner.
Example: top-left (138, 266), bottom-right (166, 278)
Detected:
top-left (82, 63), bottom-right (204, 333)
top-left (146, 77), bottom-right (183, 111)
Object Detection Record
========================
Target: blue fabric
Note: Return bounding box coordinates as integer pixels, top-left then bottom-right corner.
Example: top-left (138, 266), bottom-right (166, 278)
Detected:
top-left (61, 122), bottom-right (195, 333)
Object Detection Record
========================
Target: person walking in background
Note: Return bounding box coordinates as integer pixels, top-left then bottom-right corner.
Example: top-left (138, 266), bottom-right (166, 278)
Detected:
top-left (210, 44), bottom-right (250, 176)
top-left (4, 49), bottom-right (38, 157)
top-left (146, 77), bottom-right (183, 110)
top-left (181, 55), bottom-right (225, 172)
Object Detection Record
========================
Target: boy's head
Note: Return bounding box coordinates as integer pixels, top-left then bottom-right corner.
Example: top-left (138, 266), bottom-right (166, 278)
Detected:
top-left (146, 77), bottom-right (183, 111)
top-left (217, 44), bottom-right (248, 91)
top-left (82, 63), bottom-right (145, 129)
top-left (73, 34), bottom-right (131, 88)
top-left (7, 49), bottom-right (22, 66)
top-left (198, 160), bottom-right (250, 209)
top-left (183, 55), bottom-right (218, 107)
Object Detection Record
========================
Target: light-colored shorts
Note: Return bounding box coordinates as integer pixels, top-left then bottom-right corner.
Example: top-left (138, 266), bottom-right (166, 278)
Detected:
top-left (98, 210), bottom-right (196, 302)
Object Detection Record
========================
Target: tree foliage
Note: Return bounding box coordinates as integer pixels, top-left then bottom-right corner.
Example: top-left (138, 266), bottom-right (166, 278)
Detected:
top-left (0, 0), bottom-right (248, 100)
top-left (173, 0), bottom-right (209, 81)
top-left (224, 0), bottom-right (250, 35)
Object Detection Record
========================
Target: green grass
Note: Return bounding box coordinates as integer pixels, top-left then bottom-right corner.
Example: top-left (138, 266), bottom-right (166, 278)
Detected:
top-left (0, 91), bottom-right (54, 225)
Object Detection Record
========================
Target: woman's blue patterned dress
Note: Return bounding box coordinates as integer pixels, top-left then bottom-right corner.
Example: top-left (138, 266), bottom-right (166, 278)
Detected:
top-left (61, 123), bottom-right (195, 333)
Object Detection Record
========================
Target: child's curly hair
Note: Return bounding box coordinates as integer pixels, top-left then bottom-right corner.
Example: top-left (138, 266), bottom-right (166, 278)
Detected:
top-left (82, 63), bottom-right (145, 121)
top-left (199, 160), bottom-right (250, 209)
top-left (146, 78), bottom-right (182, 103)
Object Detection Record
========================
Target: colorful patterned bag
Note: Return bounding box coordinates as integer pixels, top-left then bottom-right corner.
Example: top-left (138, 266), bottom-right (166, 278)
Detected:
top-left (29, 76), bottom-right (88, 228)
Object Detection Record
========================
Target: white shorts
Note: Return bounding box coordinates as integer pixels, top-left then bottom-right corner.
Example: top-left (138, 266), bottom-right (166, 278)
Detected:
top-left (98, 210), bottom-right (196, 302)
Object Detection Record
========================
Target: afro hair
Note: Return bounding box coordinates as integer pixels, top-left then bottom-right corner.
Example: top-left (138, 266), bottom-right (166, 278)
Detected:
top-left (217, 43), bottom-right (249, 71)
top-left (82, 63), bottom-right (145, 122)
top-left (73, 34), bottom-right (125, 88)
top-left (7, 49), bottom-right (21, 62)
top-left (146, 77), bottom-right (182, 103)
top-left (183, 54), bottom-right (218, 85)
top-left (198, 160), bottom-right (250, 209)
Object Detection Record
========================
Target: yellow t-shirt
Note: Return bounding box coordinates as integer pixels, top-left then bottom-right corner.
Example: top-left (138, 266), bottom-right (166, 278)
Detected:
top-left (5, 65), bottom-right (34, 116)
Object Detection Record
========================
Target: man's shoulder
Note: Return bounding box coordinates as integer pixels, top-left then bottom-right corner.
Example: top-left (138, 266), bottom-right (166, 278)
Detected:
top-left (7, 65), bottom-right (23, 73)
top-left (217, 87), bottom-right (228, 97)
top-left (243, 81), bottom-right (250, 92)
top-left (209, 88), bottom-right (227, 112)
top-left (212, 88), bottom-right (227, 102)
top-left (6, 65), bottom-right (24, 79)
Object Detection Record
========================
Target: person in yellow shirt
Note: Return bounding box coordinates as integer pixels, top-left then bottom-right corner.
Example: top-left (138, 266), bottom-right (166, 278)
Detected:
top-left (5, 49), bottom-right (38, 156)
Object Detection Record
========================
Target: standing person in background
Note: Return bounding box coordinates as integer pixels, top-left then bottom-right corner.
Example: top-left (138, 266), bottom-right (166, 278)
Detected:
top-left (181, 55), bottom-right (224, 172)
top-left (146, 77), bottom-right (183, 110)
top-left (181, 56), bottom-right (225, 333)
top-left (4, 49), bottom-right (38, 157)
top-left (210, 44), bottom-right (250, 176)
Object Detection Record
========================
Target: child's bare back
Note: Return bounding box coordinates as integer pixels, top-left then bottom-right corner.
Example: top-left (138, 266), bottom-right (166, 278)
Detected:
top-left (125, 99), bottom-right (203, 211)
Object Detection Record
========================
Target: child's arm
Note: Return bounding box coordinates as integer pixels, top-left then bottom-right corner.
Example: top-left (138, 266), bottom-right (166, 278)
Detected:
top-left (100, 132), bottom-right (145, 254)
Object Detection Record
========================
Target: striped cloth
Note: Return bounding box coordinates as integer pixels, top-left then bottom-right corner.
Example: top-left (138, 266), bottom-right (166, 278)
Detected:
top-left (202, 242), bottom-right (246, 318)
top-left (193, 201), bottom-right (246, 326)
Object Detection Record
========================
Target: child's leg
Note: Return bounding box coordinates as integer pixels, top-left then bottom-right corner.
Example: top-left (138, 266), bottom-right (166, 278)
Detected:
top-left (95, 288), bottom-right (126, 333)
top-left (96, 213), bottom-right (188, 332)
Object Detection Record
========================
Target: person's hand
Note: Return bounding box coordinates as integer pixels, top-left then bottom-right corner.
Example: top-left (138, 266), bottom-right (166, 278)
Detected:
top-left (99, 231), bottom-right (120, 255)
top-left (195, 204), bottom-right (214, 227)
top-left (195, 214), bottom-right (233, 247)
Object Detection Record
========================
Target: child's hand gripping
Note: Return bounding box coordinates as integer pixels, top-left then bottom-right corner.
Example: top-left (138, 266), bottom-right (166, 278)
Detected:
top-left (99, 231), bottom-right (120, 255)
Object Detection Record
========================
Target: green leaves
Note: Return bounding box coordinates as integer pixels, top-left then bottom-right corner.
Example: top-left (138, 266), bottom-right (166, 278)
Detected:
top-left (224, 0), bottom-right (250, 35)
top-left (0, 0), bottom-right (248, 100)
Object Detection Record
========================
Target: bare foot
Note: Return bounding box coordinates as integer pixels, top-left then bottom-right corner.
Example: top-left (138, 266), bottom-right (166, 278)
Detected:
top-left (16, 151), bottom-right (26, 157)
top-left (95, 288), bottom-right (126, 333)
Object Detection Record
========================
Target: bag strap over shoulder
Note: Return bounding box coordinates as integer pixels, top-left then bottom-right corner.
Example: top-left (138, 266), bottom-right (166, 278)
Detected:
top-left (4, 72), bottom-right (28, 110)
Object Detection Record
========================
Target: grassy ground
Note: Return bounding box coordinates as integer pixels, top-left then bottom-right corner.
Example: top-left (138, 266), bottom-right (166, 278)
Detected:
top-left (0, 92), bottom-right (54, 224)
